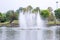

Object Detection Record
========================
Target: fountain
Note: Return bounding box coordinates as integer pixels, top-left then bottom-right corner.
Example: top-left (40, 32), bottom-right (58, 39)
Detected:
top-left (19, 12), bottom-right (27, 29)
top-left (19, 12), bottom-right (55, 40)
top-left (19, 12), bottom-right (45, 29)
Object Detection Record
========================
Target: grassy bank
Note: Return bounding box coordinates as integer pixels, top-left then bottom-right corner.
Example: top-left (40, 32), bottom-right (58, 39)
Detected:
top-left (0, 20), bottom-right (60, 27)
top-left (0, 20), bottom-right (19, 27)
top-left (47, 21), bottom-right (60, 26)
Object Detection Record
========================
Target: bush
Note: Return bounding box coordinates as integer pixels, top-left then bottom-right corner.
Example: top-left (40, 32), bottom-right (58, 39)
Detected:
top-left (40, 10), bottom-right (50, 19)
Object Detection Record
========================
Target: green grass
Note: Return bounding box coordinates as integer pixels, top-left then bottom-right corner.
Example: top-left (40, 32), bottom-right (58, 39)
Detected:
top-left (12, 20), bottom-right (19, 24)
top-left (48, 21), bottom-right (60, 24)
top-left (48, 21), bottom-right (55, 25)
top-left (47, 21), bottom-right (60, 26)
top-left (0, 20), bottom-right (19, 27)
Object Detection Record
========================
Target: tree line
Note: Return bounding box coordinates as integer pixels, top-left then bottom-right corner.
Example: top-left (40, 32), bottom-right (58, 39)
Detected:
top-left (0, 5), bottom-right (60, 23)
top-left (0, 10), bottom-right (19, 23)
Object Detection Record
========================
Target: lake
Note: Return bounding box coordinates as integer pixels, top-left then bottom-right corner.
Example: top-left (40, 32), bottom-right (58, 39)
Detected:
top-left (0, 26), bottom-right (60, 40)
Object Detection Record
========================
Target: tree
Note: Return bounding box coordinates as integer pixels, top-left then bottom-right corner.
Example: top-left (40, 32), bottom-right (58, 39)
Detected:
top-left (16, 7), bottom-right (23, 13)
top-left (0, 13), bottom-right (6, 23)
top-left (22, 8), bottom-right (27, 14)
top-left (0, 12), bottom-right (2, 22)
top-left (54, 8), bottom-right (60, 20)
top-left (6, 10), bottom-right (14, 20)
top-left (47, 13), bottom-right (55, 21)
top-left (32, 7), bottom-right (40, 21)
top-left (6, 10), bottom-right (16, 23)
top-left (1, 14), bottom-right (7, 22)
top-left (14, 12), bottom-right (19, 20)
top-left (48, 7), bottom-right (53, 12)
top-left (32, 9), bottom-right (37, 13)
top-left (40, 10), bottom-right (50, 20)
top-left (35, 7), bottom-right (40, 13)
top-left (32, 7), bottom-right (40, 14)
top-left (26, 5), bottom-right (33, 13)
top-left (47, 7), bottom-right (55, 21)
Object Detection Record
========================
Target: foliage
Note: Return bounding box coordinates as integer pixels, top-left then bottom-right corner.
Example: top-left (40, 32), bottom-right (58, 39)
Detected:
top-left (0, 6), bottom-right (59, 24)
top-left (47, 7), bottom-right (55, 21)
top-left (1, 14), bottom-right (7, 22)
top-left (22, 8), bottom-right (27, 14)
top-left (48, 7), bottom-right (53, 12)
top-left (32, 7), bottom-right (40, 13)
top-left (54, 8), bottom-right (60, 19)
top-left (16, 7), bottom-right (23, 13)
top-left (0, 13), bottom-right (6, 23)
top-left (35, 7), bottom-right (40, 13)
top-left (0, 12), bottom-right (2, 22)
top-left (14, 12), bottom-right (19, 20)
top-left (32, 9), bottom-right (37, 13)
top-left (48, 13), bottom-right (55, 21)
top-left (6, 10), bottom-right (19, 22)
top-left (6, 10), bottom-right (14, 21)
top-left (26, 5), bottom-right (33, 12)
top-left (40, 10), bottom-right (50, 19)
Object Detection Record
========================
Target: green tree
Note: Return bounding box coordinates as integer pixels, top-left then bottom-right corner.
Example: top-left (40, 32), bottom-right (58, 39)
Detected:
top-left (26, 5), bottom-right (33, 13)
top-left (32, 9), bottom-right (37, 13)
top-left (48, 7), bottom-right (53, 12)
top-left (14, 12), bottom-right (19, 20)
top-left (54, 8), bottom-right (60, 20)
top-left (1, 14), bottom-right (7, 22)
top-left (32, 7), bottom-right (40, 14)
top-left (40, 10), bottom-right (50, 20)
top-left (22, 8), bottom-right (27, 14)
top-left (0, 12), bottom-right (2, 22)
top-left (6, 10), bottom-right (14, 20)
top-left (0, 13), bottom-right (6, 23)
top-left (6, 10), bottom-right (17, 23)
top-left (16, 7), bottom-right (23, 13)
top-left (35, 7), bottom-right (40, 13)
top-left (47, 7), bottom-right (54, 21)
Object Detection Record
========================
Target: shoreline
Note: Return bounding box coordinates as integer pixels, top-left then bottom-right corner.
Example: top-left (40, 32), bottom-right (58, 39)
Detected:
top-left (0, 21), bottom-right (60, 27)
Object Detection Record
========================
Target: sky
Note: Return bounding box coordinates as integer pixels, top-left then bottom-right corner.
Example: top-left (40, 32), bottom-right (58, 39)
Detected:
top-left (0, 0), bottom-right (60, 13)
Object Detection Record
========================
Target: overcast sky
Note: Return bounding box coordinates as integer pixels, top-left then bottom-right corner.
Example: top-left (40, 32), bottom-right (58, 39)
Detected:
top-left (0, 0), bottom-right (60, 12)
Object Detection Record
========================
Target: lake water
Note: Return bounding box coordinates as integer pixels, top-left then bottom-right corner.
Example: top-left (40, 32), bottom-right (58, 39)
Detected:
top-left (0, 26), bottom-right (60, 40)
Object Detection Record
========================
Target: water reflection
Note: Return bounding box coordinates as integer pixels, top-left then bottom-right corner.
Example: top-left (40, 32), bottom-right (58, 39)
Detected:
top-left (55, 27), bottom-right (60, 40)
top-left (6, 28), bottom-right (20, 40)
top-left (0, 27), bottom-right (60, 40)
top-left (26, 30), bottom-right (37, 40)
top-left (0, 28), bottom-right (2, 40)
top-left (43, 30), bottom-right (54, 40)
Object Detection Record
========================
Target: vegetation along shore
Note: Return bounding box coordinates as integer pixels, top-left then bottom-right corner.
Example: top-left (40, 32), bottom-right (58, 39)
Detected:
top-left (0, 5), bottom-right (60, 27)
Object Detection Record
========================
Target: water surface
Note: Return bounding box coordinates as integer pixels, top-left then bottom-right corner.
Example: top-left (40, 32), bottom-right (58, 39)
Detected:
top-left (0, 26), bottom-right (60, 40)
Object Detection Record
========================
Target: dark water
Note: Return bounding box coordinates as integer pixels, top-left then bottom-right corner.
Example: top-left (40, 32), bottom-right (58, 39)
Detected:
top-left (0, 26), bottom-right (60, 40)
